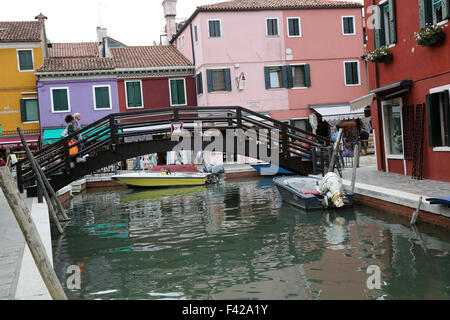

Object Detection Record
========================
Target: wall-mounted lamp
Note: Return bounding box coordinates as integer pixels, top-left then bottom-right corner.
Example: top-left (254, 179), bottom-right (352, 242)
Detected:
top-left (236, 72), bottom-right (246, 91)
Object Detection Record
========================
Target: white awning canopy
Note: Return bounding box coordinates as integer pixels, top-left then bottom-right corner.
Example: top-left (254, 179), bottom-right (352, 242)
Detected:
top-left (310, 104), bottom-right (365, 122)
top-left (350, 93), bottom-right (375, 111)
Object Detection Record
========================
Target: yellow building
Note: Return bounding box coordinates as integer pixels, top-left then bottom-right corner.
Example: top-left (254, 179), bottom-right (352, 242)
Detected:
top-left (0, 14), bottom-right (48, 159)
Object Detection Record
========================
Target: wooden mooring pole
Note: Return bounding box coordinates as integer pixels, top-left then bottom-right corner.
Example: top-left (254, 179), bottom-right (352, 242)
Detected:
top-left (328, 128), bottom-right (344, 173)
top-left (410, 196), bottom-right (423, 226)
top-left (17, 128), bottom-right (64, 234)
top-left (351, 143), bottom-right (361, 193)
top-left (0, 167), bottom-right (68, 300)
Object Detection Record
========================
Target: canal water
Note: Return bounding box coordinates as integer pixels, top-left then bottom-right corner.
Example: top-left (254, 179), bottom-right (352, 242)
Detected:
top-left (52, 178), bottom-right (450, 300)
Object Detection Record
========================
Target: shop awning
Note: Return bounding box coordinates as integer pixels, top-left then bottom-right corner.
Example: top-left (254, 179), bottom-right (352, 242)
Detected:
top-left (43, 128), bottom-right (64, 145)
top-left (310, 103), bottom-right (365, 122)
top-left (350, 93), bottom-right (375, 111)
top-left (369, 78), bottom-right (413, 98)
top-left (0, 136), bottom-right (39, 149)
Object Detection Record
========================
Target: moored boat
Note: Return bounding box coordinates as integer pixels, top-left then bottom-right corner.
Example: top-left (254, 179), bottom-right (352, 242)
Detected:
top-left (274, 172), bottom-right (354, 210)
top-left (250, 163), bottom-right (294, 176)
top-left (112, 171), bottom-right (210, 188)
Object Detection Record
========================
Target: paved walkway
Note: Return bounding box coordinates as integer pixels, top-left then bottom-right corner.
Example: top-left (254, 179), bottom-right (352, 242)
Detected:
top-left (0, 188), bottom-right (31, 300)
top-left (340, 162), bottom-right (450, 198)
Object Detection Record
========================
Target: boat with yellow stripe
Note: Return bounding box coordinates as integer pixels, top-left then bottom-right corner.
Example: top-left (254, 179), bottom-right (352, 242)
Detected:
top-left (112, 170), bottom-right (209, 188)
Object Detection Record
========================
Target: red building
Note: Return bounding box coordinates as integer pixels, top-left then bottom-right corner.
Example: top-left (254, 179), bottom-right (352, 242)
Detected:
top-left (111, 46), bottom-right (196, 113)
top-left (356, 0), bottom-right (450, 182)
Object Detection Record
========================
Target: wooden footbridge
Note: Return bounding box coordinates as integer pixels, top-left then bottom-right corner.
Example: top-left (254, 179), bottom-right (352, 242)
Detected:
top-left (14, 106), bottom-right (333, 192)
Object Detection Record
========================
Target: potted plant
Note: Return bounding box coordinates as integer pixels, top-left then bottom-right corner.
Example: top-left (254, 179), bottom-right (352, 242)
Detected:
top-left (412, 23), bottom-right (447, 47)
top-left (366, 46), bottom-right (392, 63)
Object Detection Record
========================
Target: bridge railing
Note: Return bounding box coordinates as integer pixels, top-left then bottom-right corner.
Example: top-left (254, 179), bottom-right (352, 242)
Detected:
top-left (16, 106), bottom-right (332, 191)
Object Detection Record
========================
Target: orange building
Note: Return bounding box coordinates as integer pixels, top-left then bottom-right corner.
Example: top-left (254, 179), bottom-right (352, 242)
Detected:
top-left (0, 14), bottom-right (49, 160)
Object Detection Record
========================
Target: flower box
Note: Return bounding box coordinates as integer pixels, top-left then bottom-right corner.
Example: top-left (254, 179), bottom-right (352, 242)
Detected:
top-left (418, 32), bottom-right (446, 46)
top-left (366, 46), bottom-right (392, 63)
top-left (413, 23), bottom-right (448, 47)
top-left (372, 53), bottom-right (393, 63)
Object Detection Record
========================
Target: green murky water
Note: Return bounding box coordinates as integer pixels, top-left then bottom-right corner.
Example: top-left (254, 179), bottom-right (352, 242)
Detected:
top-left (52, 178), bottom-right (450, 300)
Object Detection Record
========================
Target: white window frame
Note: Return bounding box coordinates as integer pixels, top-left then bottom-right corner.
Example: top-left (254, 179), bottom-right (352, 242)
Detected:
top-left (287, 17), bottom-right (302, 38)
top-left (341, 16), bottom-right (356, 35)
top-left (208, 19), bottom-right (222, 38)
top-left (430, 84), bottom-right (450, 152)
top-left (266, 17), bottom-right (280, 37)
top-left (381, 97), bottom-right (404, 161)
top-left (169, 78), bottom-right (188, 107)
top-left (343, 60), bottom-right (361, 87)
top-left (125, 80), bottom-right (144, 109)
top-left (16, 49), bottom-right (35, 72)
top-left (21, 97), bottom-right (39, 123)
top-left (288, 63), bottom-right (309, 89)
top-left (50, 87), bottom-right (71, 113)
top-left (92, 84), bottom-right (112, 111)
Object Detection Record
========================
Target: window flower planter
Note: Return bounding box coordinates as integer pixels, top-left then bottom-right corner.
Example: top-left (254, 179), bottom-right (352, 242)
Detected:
top-left (412, 23), bottom-right (448, 47)
top-left (366, 46), bottom-right (392, 63)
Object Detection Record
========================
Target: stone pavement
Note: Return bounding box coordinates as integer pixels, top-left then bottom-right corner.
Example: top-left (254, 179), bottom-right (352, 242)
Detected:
top-left (340, 163), bottom-right (450, 198)
top-left (0, 188), bottom-right (31, 300)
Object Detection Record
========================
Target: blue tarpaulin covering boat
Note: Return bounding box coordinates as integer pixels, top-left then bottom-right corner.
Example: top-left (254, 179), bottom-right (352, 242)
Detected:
top-left (251, 164), bottom-right (294, 176)
top-left (426, 197), bottom-right (450, 207)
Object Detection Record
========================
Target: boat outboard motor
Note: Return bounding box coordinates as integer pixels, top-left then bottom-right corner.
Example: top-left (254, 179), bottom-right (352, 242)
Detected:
top-left (317, 172), bottom-right (345, 208)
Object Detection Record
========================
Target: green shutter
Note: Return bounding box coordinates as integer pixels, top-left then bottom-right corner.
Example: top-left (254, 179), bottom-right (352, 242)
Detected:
top-left (18, 50), bottom-right (33, 71)
top-left (207, 70), bottom-right (213, 92)
top-left (95, 87), bottom-right (110, 109)
top-left (345, 63), bottom-right (353, 85)
top-left (281, 66), bottom-right (288, 88)
top-left (264, 67), bottom-right (271, 89)
top-left (288, 19), bottom-right (294, 36)
top-left (53, 89), bottom-right (68, 111)
top-left (419, 0), bottom-right (434, 29)
top-left (20, 99), bottom-right (26, 122)
top-left (170, 80), bottom-right (179, 105)
top-left (224, 69), bottom-right (231, 92)
top-left (443, 0), bottom-right (450, 19)
top-left (304, 64), bottom-right (311, 87)
top-left (177, 80), bottom-right (186, 105)
top-left (126, 82), bottom-right (135, 107)
top-left (197, 73), bottom-right (203, 95)
top-left (444, 90), bottom-right (450, 146)
top-left (389, 0), bottom-right (397, 44)
top-left (135, 82), bottom-right (142, 107)
top-left (374, 26), bottom-right (381, 49)
top-left (287, 66), bottom-right (293, 88)
top-left (426, 93), bottom-right (442, 147)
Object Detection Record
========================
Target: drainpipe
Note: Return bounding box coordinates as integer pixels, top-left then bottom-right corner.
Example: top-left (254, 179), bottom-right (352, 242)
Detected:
top-left (189, 24), bottom-right (198, 106)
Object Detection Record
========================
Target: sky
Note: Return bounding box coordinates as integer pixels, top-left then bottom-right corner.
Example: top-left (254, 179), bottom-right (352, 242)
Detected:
top-left (0, 0), bottom-right (363, 46)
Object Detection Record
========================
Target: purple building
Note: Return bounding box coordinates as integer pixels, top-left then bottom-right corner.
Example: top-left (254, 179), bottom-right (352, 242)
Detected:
top-left (36, 30), bottom-right (125, 144)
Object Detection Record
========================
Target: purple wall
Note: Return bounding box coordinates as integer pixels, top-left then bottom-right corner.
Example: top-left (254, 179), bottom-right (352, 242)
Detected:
top-left (37, 78), bottom-right (119, 130)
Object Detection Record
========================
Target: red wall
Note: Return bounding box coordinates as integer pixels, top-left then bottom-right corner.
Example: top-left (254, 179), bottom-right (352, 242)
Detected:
top-left (118, 76), bottom-right (196, 113)
top-left (365, 0), bottom-right (450, 182)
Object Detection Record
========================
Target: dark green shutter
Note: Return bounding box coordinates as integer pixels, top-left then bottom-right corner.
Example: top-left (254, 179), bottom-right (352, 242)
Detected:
top-left (95, 87), bottom-right (110, 109)
top-left (264, 67), bottom-right (271, 89)
top-left (426, 93), bottom-right (442, 147)
top-left (18, 50), bottom-right (33, 70)
top-left (178, 80), bottom-right (186, 104)
top-left (352, 63), bottom-right (359, 84)
top-left (170, 80), bottom-right (179, 105)
top-left (444, 90), bottom-right (450, 146)
top-left (419, 0), bottom-right (434, 29)
top-left (209, 21), bottom-right (214, 37)
top-left (304, 64), bottom-right (311, 87)
top-left (287, 66), bottom-right (293, 88)
top-left (443, 0), bottom-right (450, 19)
top-left (126, 82), bottom-right (135, 107)
top-left (196, 73), bottom-right (203, 95)
top-left (224, 69), bottom-right (231, 92)
top-left (389, 0), bottom-right (397, 44)
top-left (207, 70), bottom-right (213, 92)
top-left (374, 25), bottom-right (381, 49)
top-left (345, 63), bottom-right (353, 85)
top-left (134, 82), bottom-right (142, 107)
top-left (53, 89), bottom-right (68, 111)
top-left (20, 99), bottom-right (27, 122)
top-left (288, 19), bottom-right (294, 36)
top-left (281, 66), bottom-right (288, 88)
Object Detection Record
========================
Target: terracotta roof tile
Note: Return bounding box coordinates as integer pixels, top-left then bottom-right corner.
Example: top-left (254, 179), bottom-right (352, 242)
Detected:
top-left (37, 57), bottom-right (114, 72)
top-left (48, 42), bottom-right (99, 58)
top-left (111, 46), bottom-right (192, 69)
top-left (198, 0), bottom-right (362, 10)
top-left (0, 21), bottom-right (42, 42)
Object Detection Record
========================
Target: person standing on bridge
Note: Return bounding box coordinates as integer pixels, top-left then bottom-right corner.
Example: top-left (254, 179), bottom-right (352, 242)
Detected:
top-left (65, 115), bottom-right (86, 163)
top-left (73, 112), bottom-right (86, 154)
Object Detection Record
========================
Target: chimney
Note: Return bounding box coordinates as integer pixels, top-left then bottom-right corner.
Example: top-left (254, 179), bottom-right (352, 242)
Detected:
top-left (162, 0), bottom-right (177, 44)
top-left (97, 26), bottom-right (108, 57)
top-left (35, 13), bottom-right (49, 58)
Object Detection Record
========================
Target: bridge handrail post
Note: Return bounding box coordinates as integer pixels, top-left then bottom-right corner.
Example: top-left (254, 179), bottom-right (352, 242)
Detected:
top-left (63, 139), bottom-right (71, 175)
top-left (109, 116), bottom-right (117, 151)
top-left (236, 108), bottom-right (242, 128)
top-left (281, 124), bottom-right (288, 159)
top-left (311, 147), bottom-right (317, 175)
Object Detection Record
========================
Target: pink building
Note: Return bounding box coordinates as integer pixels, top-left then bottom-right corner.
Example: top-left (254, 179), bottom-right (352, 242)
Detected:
top-left (167, 0), bottom-right (368, 134)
